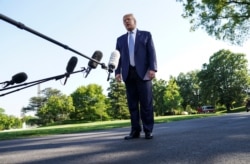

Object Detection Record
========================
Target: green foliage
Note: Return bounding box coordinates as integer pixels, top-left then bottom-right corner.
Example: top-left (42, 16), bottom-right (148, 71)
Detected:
top-left (22, 115), bottom-right (39, 126)
top-left (177, 0), bottom-right (250, 45)
top-left (22, 88), bottom-right (62, 113)
top-left (163, 76), bottom-right (183, 114)
top-left (215, 104), bottom-right (227, 112)
top-left (173, 108), bottom-right (184, 115)
top-left (152, 78), bottom-right (168, 116)
top-left (198, 49), bottom-right (249, 111)
top-left (176, 70), bottom-right (200, 108)
top-left (185, 105), bottom-right (197, 114)
top-left (37, 95), bottom-right (75, 125)
top-left (0, 111), bottom-right (22, 130)
top-left (70, 84), bottom-right (108, 121)
top-left (0, 107), bottom-right (5, 114)
top-left (107, 78), bottom-right (129, 119)
top-left (22, 88), bottom-right (75, 125)
top-left (0, 114), bottom-right (8, 130)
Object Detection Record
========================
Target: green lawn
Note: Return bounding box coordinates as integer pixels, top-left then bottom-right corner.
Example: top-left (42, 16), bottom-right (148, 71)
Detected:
top-left (0, 113), bottom-right (222, 141)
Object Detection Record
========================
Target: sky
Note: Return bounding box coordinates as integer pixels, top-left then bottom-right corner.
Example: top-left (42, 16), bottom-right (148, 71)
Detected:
top-left (1, 0), bottom-right (250, 117)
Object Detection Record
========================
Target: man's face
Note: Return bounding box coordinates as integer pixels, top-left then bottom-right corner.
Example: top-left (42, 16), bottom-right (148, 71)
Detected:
top-left (123, 15), bottom-right (136, 31)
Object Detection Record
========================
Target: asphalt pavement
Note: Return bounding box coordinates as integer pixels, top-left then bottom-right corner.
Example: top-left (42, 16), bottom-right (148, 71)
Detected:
top-left (0, 113), bottom-right (250, 164)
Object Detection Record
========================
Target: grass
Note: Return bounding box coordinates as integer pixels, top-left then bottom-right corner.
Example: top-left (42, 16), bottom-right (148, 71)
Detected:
top-left (0, 113), bottom-right (222, 141)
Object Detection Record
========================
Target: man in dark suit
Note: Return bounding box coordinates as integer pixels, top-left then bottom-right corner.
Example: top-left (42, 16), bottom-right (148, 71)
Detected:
top-left (115, 13), bottom-right (157, 140)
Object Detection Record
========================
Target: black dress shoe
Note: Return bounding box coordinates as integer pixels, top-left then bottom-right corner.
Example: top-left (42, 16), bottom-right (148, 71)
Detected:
top-left (124, 131), bottom-right (140, 140)
top-left (145, 132), bottom-right (153, 139)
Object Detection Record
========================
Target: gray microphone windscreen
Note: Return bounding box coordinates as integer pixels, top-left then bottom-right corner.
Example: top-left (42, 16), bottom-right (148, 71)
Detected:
top-left (12, 72), bottom-right (28, 84)
top-left (108, 50), bottom-right (120, 70)
top-left (66, 56), bottom-right (78, 73)
top-left (88, 50), bottom-right (103, 69)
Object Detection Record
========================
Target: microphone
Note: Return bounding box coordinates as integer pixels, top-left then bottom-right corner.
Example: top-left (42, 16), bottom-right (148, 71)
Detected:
top-left (2, 72), bottom-right (28, 88)
top-left (107, 50), bottom-right (120, 81)
top-left (64, 56), bottom-right (78, 85)
top-left (85, 50), bottom-right (103, 78)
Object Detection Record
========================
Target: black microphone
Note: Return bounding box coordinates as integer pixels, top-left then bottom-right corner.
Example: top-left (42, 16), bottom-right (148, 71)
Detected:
top-left (2, 72), bottom-right (28, 88)
top-left (85, 50), bottom-right (103, 78)
top-left (64, 56), bottom-right (78, 85)
top-left (107, 50), bottom-right (120, 81)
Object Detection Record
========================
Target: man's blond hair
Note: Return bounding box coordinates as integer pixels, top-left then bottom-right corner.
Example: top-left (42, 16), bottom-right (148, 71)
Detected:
top-left (123, 13), bottom-right (136, 23)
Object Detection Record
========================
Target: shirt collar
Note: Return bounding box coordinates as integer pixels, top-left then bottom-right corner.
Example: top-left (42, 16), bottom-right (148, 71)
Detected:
top-left (128, 28), bottom-right (137, 34)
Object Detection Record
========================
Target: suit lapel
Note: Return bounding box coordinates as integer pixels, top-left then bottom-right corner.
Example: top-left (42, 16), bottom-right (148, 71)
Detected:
top-left (134, 30), bottom-right (140, 55)
top-left (125, 33), bottom-right (129, 55)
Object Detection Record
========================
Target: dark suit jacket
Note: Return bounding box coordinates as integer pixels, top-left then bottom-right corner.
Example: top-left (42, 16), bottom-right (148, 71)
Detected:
top-left (115, 29), bottom-right (157, 81)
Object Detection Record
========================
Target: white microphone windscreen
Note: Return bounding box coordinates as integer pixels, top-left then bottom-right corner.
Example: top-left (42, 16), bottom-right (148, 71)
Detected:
top-left (108, 50), bottom-right (120, 70)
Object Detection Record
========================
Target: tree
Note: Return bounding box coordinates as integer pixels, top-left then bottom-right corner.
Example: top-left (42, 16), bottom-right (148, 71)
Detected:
top-left (106, 78), bottom-right (129, 119)
top-left (0, 108), bottom-right (5, 114)
top-left (152, 78), bottom-right (168, 116)
top-left (22, 88), bottom-right (70, 125)
top-left (198, 49), bottom-right (249, 111)
top-left (0, 113), bottom-right (8, 130)
top-left (22, 88), bottom-right (62, 114)
top-left (70, 84), bottom-right (108, 121)
top-left (22, 115), bottom-right (38, 126)
top-left (177, 0), bottom-right (250, 45)
top-left (163, 77), bottom-right (183, 114)
top-left (37, 95), bottom-right (75, 125)
top-left (6, 115), bottom-right (22, 129)
top-left (0, 108), bottom-right (22, 130)
top-left (176, 70), bottom-right (200, 109)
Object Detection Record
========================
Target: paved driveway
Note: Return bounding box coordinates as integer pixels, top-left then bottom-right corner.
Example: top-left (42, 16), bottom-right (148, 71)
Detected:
top-left (1, 113), bottom-right (250, 164)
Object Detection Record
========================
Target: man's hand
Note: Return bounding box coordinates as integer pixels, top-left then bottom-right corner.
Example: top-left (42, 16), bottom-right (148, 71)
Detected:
top-left (148, 70), bottom-right (156, 80)
top-left (115, 74), bottom-right (122, 82)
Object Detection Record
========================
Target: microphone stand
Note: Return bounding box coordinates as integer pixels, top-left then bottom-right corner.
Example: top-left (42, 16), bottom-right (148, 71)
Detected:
top-left (0, 68), bottom-right (86, 97)
top-left (107, 72), bottom-right (111, 81)
top-left (0, 13), bottom-right (106, 68)
top-left (107, 66), bottom-right (115, 81)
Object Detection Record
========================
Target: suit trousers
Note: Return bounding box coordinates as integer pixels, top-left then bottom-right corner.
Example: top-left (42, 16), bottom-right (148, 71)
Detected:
top-left (125, 66), bottom-right (154, 133)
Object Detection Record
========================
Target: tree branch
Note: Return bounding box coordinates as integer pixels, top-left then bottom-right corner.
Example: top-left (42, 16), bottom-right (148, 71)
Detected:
top-left (228, 0), bottom-right (250, 5)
